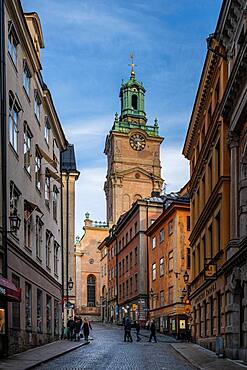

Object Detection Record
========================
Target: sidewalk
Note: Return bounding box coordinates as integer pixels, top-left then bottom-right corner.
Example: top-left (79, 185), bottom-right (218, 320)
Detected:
top-left (0, 339), bottom-right (89, 370)
top-left (170, 342), bottom-right (247, 370)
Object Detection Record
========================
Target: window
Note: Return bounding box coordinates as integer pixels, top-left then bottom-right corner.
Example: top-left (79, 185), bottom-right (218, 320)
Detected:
top-left (12, 274), bottom-right (20, 329)
top-left (122, 259), bottom-right (125, 273)
top-left (215, 79), bottom-right (220, 107)
top-left (53, 186), bottom-right (59, 221)
top-left (123, 283), bottom-right (125, 298)
top-left (37, 289), bottom-right (43, 333)
top-left (34, 91), bottom-right (41, 122)
top-left (36, 216), bottom-right (43, 260)
top-left (168, 220), bottom-right (173, 235)
top-left (135, 273), bottom-right (138, 291)
top-left (130, 228), bottom-right (132, 239)
top-left (8, 23), bottom-right (18, 65)
top-left (46, 231), bottom-right (52, 268)
top-left (9, 93), bottom-right (19, 152)
top-left (168, 251), bottom-right (173, 272)
top-left (25, 283), bottom-right (32, 330)
top-left (152, 236), bottom-right (156, 249)
top-left (54, 300), bottom-right (59, 336)
top-left (24, 123), bottom-right (32, 174)
top-left (160, 257), bottom-right (164, 276)
top-left (216, 212), bottom-right (221, 253)
top-left (45, 171), bottom-right (51, 205)
top-left (208, 224), bottom-right (213, 258)
top-left (187, 216), bottom-right (191, 231)
top-left (159, 228), bottom-right (164, 242)
top-left (126, 232), bottom-right (128, 244)
top-left (152, 263), bottom-right (156, 281)
top-left (35, 149), bottom-right (42, 190)
top-left (44, 119), bottom-right (50, 145)
top-left (54, 242), bottom-right (59, 276)
top-left (119, 285), bottom-right (122, 298)
top-left (135, 246), bottom-right (138, 264)
top-left (130, 277), bottom-right (133, 293)
top-left (126, 280), bottom-right (129, 296)
top-left (46, 295), bottom-right (52, 334)
top-left (23, 61), bottom-right (31, 96)
top-left (168, 286), bottom-right (173, 304)
top-left (130, 252), bottom-right (133, 268)
top-left (118, 262), bottom-right (121, 276)
top-left (208, 159), bottom-right (212, 193)
top-left (126, 255), bottom-right (128, 272)
top-left (87, 275), bottom-right (96, 307)
top-left (24, 205), bottom-right (32, 250)
top-left (160, 290), bottom-right (164, 307)
top-left (134, 222), bottom-right (138, 234)
top-left (187, 248), bottom-right (191, 269)
top-left (9, 182), bottom-right (20, 233)
top-left (132, 94), bottom-right (138, 110)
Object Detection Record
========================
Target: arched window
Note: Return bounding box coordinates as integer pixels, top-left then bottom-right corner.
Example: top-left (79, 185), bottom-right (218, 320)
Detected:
top-left (87, 275), bottom-right (96, 307)
top-left (132, 94), bottom-right (138, 110)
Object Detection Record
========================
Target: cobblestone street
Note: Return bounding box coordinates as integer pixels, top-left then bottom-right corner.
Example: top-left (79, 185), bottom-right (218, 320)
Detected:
top-left (35, 324), bottom-right (193, 370)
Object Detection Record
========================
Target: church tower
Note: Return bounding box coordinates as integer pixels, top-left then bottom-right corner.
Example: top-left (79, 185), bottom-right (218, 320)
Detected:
top-left (104, 59), bottom-right (164, 225)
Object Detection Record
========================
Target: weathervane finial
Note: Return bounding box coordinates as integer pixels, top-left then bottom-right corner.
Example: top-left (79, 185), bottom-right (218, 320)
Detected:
top-left (128, 52), bottom-right (137, 78)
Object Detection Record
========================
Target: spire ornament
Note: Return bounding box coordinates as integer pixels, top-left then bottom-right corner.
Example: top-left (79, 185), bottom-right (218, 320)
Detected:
top-left (128, 52), bottom-right (137, 79)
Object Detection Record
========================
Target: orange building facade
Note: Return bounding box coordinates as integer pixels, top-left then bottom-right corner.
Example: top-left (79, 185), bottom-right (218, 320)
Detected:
top-left (106, 198), bottom-right (163, 323)
top-left (146, 193), bottom-right (191, 338)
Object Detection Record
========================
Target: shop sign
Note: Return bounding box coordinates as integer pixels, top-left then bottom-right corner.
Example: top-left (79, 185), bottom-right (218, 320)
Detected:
top-left (179, 320), bottom-right (186, 330)
top-left (172, 319), bottom-right (176, 331)
top-left (194, 282), bottom-right (217, 305)
top-left (132, 304), bottom-right (137, 311)
top-left (204, 263), bottom-right (217, 280)
top-left (0, 287), bottom-right (6, 296)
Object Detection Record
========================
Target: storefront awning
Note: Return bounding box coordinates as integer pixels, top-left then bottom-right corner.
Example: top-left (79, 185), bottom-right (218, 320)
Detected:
top-left (0, 276), bottom-right (21, 302)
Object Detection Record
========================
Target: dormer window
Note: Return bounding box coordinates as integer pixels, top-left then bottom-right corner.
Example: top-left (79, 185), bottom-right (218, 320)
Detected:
top-left (132, 94), bottom-right (138, 110)
top-left (8, 21), bottom-right (19, 66)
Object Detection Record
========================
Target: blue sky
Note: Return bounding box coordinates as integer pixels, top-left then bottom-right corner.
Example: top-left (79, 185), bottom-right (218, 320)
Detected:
top-left (22, 0), bottom-right (222, 236)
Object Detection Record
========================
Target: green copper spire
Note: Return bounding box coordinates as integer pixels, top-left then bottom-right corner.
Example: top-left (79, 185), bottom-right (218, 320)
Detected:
top-left (119, 54), bottom-right (146, 124)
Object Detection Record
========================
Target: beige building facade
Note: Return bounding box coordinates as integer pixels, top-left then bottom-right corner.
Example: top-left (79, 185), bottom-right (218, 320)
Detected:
top-left (0, 0), bottom-right (76, 356)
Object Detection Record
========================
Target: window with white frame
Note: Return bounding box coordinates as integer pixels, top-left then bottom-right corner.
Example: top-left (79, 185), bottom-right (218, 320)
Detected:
top-left (44, 119), bottom-right (50, 145)
top-left (24, 123), bottom-right (32, 174)
top-left (152, 236), bottom-right (156, 249)
top-left (34, 91), bottom-right (41, 121)
top-left (23, 61), bottom-right (31, 96)
top-left (160, 257), bottom-right (164, 276)
top-left (152, 263), bottom-right (156, 281)
top-left (36, 216), bottom-right (43, 260)
top-left (168, 251), bottom-right (174, 272)
top-left (8, 22), bottom-right (18, 65)
top-left (53, 186), bottom-right (59, 221)
top-left (9, 93), bottom-right (20, 152)
top-left (45, 170), bottom-right (51, 205)
top-left (35, 149), bottom-right (42, 190)
top-left (54, 242), bottom-right (59, 276)
top-left (46, 231), bottom-right (52, 268)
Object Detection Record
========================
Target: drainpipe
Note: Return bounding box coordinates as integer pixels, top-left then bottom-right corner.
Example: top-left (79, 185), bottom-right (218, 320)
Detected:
top-left (146, 200), bottom-right (150, 319)
top-left (60, 166), bottom-right (64, 334)
top-left (66, 174), bottom-right (69, 317)
top-left (0, 0), bottom-right (9, 356)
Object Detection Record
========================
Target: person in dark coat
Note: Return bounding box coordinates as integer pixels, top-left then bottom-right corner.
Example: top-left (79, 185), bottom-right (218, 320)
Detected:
top-left (135, 320), bottom-right (141, 341)
top-left (124, 318), bottom-right (133, 342)
top-left (74, 317), bottom-right (82, 341)
top-left (148, 320), bottom-right (157, 343)
top-left (67, 317), bottom-right (76, 341)
top-left (82, 317), bottom-right (92, 342)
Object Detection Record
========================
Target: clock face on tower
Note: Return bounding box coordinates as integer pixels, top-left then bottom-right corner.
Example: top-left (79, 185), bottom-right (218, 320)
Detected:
top-left (129, 133), bottom-right (146, 151)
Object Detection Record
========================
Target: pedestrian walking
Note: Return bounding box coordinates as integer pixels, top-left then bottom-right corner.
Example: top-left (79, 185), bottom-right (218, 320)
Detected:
top-left (148, 320), bottom-right (157, 343)
top-left (67, 317), bottom-right (76, 341)
top-left (74, 317), bottom-right (82, 341)
top-left (124, 318), bottom-right (133, 342)
top-left (82, 317), bottom-right (92, 342)
top-left (135, 320), bottom-right (141, 341)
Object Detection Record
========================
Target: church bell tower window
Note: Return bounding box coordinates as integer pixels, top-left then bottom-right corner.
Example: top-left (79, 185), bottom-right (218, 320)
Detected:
top-left (132, 94), bottom-right (138, 110)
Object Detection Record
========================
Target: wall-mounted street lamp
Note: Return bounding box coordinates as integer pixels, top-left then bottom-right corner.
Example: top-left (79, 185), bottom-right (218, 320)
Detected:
top-left (68, 277), bottom-right (74, 290)
top-left (8, 210), bottom-right (21, 233)
top-left (183, 270), bottom-right (189, 284)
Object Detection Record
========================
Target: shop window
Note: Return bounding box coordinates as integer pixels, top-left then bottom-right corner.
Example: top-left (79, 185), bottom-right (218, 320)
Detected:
top-left (87, 275), bottom-right (96, 307)
top-left (12, 274), bottom-right (20, 329)
top-left (0, 309), bottom-right (5, 334)
top-left (24, 123), bottom-right (32, 174)
top-left (37, 289), bottom-right (43, 333)
top-left (54, 300), bottom-right (59, 336)
top-left (25, 283), bottom-right (32, 330)
top-left (46, 295), bottom-right (52, 334)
